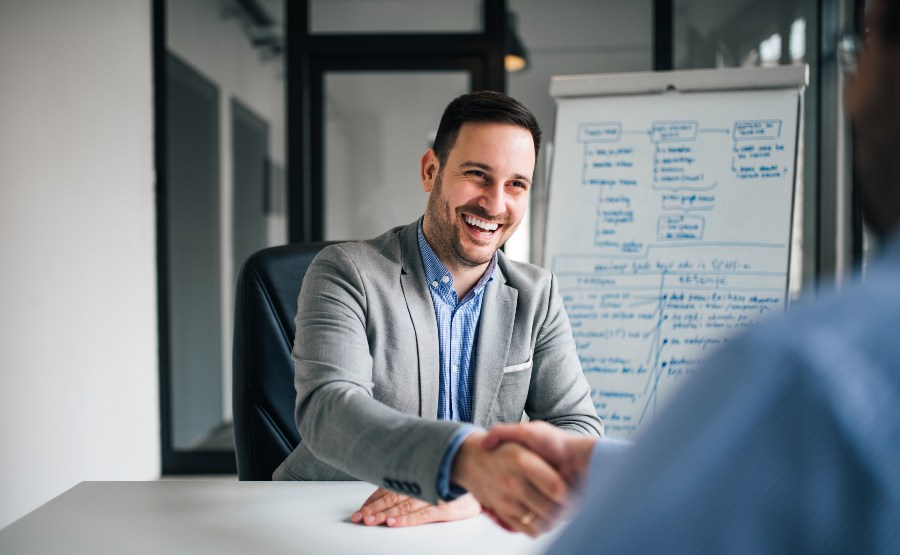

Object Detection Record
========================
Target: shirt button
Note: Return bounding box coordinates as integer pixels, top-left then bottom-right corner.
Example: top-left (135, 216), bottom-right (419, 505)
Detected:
top-left (441, 275), bottom-right (450, 284)
top-left (431, 280), bottom-right (438, 287)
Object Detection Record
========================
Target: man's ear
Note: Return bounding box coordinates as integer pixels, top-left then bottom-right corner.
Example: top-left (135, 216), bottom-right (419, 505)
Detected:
top-left (421, 149), bottom-right (439, 193)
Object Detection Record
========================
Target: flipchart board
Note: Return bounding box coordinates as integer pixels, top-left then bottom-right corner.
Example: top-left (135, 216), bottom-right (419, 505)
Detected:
top-left (543, 66), bottom-right (808, 439)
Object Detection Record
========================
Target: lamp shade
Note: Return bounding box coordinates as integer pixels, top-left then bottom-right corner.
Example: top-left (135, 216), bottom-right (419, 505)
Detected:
top-left (505, 12), bottom-right (529, 72)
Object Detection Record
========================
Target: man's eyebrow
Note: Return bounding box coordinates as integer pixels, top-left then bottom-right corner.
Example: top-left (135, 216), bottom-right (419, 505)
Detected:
top-left (458, 161), bottom-right (533, 183)
top-left (458, 161), bottom-right (493, 171)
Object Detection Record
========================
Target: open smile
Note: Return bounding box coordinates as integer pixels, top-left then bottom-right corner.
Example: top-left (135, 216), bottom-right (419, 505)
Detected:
top-left (462, 214), bottom-right (502, 237)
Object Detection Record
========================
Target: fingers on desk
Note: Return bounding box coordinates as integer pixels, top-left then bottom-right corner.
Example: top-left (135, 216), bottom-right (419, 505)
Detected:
top-left (385, 494), bottom-right (481, 527)
top-left (352, 487), bottom-right (427, 526)
top-left (351, 488), bottom-right (482, 528)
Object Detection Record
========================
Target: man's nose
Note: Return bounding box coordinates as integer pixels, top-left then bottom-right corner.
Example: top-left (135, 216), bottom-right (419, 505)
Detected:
top-left (480, 181), bottom-right (505, 216)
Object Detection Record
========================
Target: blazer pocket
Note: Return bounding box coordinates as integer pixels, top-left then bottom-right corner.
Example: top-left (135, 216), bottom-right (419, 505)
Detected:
top-left (493, 362), bottom-right (533, 425)
top-left (503, 356), bottom-right (533, 374)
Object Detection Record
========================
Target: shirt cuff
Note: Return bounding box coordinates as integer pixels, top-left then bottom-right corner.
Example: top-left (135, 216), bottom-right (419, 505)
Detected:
top-left (437, 425), bottom-right (480, 501)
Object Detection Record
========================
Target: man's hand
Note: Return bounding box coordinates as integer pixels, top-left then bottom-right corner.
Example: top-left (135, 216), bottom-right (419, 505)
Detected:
top-left (351, 487), bottom-right (481, 527)
top-left (482, 421), bottom-right (597, 490)
top-left (451, 431), bottom-right (570, 537)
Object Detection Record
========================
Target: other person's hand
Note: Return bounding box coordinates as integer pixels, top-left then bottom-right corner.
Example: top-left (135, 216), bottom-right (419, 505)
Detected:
top-left (451, 431), bottom-right (570, 537)
top-left (351, 487), bottom-right (481, 527)
top-left (482, 421), bottom-right (597, 490)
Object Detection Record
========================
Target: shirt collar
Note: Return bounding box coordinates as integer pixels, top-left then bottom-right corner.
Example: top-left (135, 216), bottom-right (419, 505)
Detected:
top-left (417, 218), bottom-right (497, 293)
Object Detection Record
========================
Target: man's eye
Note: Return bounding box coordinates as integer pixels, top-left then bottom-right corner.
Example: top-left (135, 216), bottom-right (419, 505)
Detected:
top-left (467, 170), bottom-right (486, 179)
top-left (510, 181), bottom-right (528, 190)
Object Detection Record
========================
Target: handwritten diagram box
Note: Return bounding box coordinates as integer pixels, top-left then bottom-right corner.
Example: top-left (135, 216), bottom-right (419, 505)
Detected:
top-left (661, 192), bottom-right (716, 211)
top-left (657, 214), bottom-right (705, 240)
top-left (733, 120), bottom-right (782, 140)
top-left (650, 121), bottom-right (698, 143)
top-left (578, 122), bottom-right (622, 143)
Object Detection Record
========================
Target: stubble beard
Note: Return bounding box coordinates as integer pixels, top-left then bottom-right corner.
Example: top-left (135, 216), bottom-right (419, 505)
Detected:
top-left (424, 172), bottom-right (514, 268)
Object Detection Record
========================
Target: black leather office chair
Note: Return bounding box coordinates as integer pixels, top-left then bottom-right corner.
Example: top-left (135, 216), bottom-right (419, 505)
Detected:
top-left (232, 242), bottom-right (335, 480)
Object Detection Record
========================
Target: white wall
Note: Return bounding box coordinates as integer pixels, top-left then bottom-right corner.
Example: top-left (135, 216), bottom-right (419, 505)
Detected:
top-left (0, 0), bottom-right (159, 528)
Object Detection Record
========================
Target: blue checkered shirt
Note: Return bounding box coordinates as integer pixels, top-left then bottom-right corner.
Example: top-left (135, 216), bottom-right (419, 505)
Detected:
top-left (417, 222), bottom-right (497, 422)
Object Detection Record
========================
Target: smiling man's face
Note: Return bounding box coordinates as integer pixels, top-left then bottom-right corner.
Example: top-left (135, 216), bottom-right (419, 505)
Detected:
top-left (421, 121), bottom-right (535, 272)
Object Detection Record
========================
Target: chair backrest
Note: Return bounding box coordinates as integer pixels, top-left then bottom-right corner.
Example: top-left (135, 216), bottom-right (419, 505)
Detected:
top-left (232, 242), bottom-right (334, 480)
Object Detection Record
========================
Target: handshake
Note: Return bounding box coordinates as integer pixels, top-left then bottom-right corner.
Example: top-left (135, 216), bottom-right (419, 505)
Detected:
top-left (351, 421), bottom-right (600, 537)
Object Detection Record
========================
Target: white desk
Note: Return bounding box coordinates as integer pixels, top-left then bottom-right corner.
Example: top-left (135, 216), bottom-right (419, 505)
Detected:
top-left (0, 481), bottom-right (559, 554)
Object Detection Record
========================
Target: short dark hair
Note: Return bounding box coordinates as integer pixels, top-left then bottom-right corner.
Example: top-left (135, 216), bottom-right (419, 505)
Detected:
top-left (432, 90), bottom-right (542, 166)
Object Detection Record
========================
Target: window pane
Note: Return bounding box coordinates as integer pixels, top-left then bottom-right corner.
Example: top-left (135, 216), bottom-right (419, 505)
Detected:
top-left (674, 1), bottom-right (814, 68)
top-left (166, 0), bottom-right (287, 458)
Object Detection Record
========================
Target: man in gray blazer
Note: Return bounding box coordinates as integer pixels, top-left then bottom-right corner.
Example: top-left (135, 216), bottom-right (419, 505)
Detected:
top-left (273, 91), bottom-right (602, 533)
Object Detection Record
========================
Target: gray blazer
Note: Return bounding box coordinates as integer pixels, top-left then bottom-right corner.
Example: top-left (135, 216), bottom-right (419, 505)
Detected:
top-left (273, 220), bottom-right (602, 502)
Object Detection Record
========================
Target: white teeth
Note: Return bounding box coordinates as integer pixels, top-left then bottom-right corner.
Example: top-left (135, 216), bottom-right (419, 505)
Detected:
top-left (464, 215), bottom-right (499, 231)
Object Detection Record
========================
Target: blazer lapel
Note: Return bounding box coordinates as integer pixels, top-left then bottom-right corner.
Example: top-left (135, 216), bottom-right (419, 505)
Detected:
top-left (398, 222), bottom-right (440, 419)
top-left (471, 268), bottom-right (518, 425)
